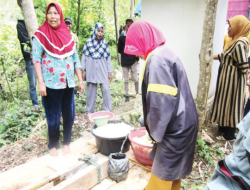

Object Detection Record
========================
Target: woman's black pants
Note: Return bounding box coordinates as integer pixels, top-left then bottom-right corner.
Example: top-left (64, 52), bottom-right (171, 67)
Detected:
top-left (42, 87), bottom-right (75, 149)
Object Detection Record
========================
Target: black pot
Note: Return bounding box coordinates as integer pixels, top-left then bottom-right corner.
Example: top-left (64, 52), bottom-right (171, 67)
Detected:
top-left (91, 120), bottom-right (134, 156)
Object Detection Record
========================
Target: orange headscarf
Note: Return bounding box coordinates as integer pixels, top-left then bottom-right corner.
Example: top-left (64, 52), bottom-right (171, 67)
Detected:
top-left (225, 15), bottom-right (250, 51)
top-left (223, 34), bottom-right (232, 51)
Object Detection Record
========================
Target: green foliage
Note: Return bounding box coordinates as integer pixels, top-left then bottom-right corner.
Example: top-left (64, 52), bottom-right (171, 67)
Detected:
top-left (0, 99), bottom-right (44, 146)
top-left (109, 79), bottom-right (124, 105)
top-left (129, 112), bottom-right (141, 126)
top-left (0, 0), bottom-right (139, 145)
top-left (33, 0), bottom-right (49, 25)
top-left (196, 139), bottom-right (224, 167)
top-left (0, 0), bottom-right (30, 102)
top-left (188, 185), bottom-right (205, 189)
top-left (74, 79), bottom-right (124, 114)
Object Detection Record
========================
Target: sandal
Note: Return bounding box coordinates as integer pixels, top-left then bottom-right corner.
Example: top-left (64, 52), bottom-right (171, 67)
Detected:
top-left (32, 105), bottom-right (40, 111)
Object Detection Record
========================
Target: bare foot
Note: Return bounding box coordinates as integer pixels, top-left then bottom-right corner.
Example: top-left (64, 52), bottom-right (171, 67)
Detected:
top-left (49, 148), bottom-right (58, 156)
top-left (63, 145), bottom-right (70, 155)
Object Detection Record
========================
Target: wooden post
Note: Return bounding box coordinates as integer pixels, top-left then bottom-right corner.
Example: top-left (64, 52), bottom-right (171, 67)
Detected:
top-left (196, 0), bottom-right (219, 138)
top-left (130, 0), bottom-right (135, 19)
top-left (77, 0), bottom-right (81, 37)
top-left (17, 0), bottom-right (38, 43)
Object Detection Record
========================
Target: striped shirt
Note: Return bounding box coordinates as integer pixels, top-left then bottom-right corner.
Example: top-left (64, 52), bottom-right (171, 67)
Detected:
top-left (211, 39), bottom-right (249, 127)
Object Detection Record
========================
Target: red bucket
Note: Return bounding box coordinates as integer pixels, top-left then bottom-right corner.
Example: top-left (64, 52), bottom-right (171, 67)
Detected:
top-left (128, 127), bottom-right (153, 166)
top-left (89, 111), bottom-right (116, 123)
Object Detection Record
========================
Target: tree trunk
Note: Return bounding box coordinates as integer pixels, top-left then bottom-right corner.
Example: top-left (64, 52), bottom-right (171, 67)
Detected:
top-left (113, 0), bottom-right (120, 65)
top-left (196, 0), bottom-right (219, 138)
top-left (130, 0), bottom-right (135, 19)
top-left (17, 0), bottom-right (38, 43)
top-left (77, 0), bottom-right (81, 37)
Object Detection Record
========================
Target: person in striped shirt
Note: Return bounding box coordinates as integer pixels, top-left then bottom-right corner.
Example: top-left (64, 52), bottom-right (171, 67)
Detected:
top-left (212, 15), bottom-right (250, 140)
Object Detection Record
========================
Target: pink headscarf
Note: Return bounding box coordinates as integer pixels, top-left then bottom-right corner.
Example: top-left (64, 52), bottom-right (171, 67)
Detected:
top-left (33, 2), bottom-right (74, 59)
top-left (124, 20), bottom-right (166, 59)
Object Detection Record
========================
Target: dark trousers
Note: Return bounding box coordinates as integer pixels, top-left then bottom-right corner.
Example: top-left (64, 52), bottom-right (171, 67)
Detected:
top-left (219, 126), bottom-right (236, 140)
top-left (25, 58), bottom-right (38, 106)
top-left (42, 87), bottom-right (75, 149)
top-left (244, 98), bottom-right (250, 117)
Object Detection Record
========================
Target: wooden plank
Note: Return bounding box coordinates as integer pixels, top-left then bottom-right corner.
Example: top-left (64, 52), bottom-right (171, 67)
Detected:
top-left (47, 154), bottom-right (98, 183)
top-left (52, 154), bottom-right (109, 190)
top-left (35, 154), bottom-right (98, 190)
top-left (37, 182), bottom-right (54, 190)
top-left (87, 138), bottom-right (96, 147)
top-left (107, 165), bottom-right (151, 190)
top-left (21, 179), bottom-right (50, 190)
top-left (0, 137), bottom-right (98, 190)
top-left (90, 179), bottom-right (116, 190)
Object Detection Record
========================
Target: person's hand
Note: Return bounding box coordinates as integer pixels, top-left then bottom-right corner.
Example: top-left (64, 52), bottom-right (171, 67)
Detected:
top-left (82, 70), bottom-right (86, 81)
top-left (247, 80), bottom-right (250, 87)
top-left (38, 82), bottom-right (47, 96)
top-left (78, 82), bottom-right (84, 94)
top-left (246, 69), bottom-right (250, 75)
top-left (108, 73), bottom-right (112, 82)
top-left (213, 55), bottom-right (219, 60)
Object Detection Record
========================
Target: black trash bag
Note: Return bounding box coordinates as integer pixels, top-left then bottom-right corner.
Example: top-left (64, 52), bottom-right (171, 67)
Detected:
top-left (108, 152), bottom-right (129, 182)
top-left (138, 115), bottom-right (144, 127)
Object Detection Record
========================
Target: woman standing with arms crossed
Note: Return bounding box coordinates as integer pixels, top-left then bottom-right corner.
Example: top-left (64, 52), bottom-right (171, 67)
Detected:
top-left (211, 15), bottom-right (250, 140)
top-left (81, 22), bottom-right (112, 114)
top-left (32, 2), bottom-right (84, 156)
top-left (125, 20), bottom-right (198, 190)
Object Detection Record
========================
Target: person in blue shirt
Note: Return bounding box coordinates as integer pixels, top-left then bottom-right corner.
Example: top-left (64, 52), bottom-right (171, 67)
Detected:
top-left (32, 2), bottom-right (84, 156)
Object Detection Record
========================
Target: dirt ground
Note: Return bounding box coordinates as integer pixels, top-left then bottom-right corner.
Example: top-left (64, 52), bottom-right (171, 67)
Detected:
top-left (181, 122), bottom-right (235, 189)
top-left (0, 94), bottom-right (234, 189)
top-left (0, 97), bottom-right (137, 173)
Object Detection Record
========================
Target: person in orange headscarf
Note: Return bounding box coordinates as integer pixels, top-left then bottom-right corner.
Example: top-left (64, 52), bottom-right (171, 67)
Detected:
top-left (223, 34), bottom-right (232, 51)
top-left (212, 15), bottom-right (250, 140)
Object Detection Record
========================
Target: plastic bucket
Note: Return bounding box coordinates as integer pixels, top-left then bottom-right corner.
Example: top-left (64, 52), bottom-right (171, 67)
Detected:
top-left (89, 111), bottom-right (116, 123)
top-left (128, 127), bottom-right (153, 166)
top-left (91, 120), bottom-right (134, 156)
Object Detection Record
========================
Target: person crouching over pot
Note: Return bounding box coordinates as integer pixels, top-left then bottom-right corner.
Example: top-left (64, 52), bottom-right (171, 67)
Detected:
top-left (125, 20), bottom-right (198, 190)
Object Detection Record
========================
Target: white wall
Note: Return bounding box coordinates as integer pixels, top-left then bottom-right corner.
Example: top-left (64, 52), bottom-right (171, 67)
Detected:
top-left (209, 0), bottom-right (229, 97)
top-left (141, 0), bottom-right (228, 98)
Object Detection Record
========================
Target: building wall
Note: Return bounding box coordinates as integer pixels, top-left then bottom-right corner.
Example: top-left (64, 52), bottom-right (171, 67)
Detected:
top-left (227, 0), bottom-right (249, 20)
top-left (141, 0), bottom-right (228, 98)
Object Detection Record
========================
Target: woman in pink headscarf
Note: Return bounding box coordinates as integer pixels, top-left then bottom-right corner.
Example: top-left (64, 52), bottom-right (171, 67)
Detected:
top-left (125, 20), bottom-right (198, 190)
top-left (32, 2), bottom-right (84, 156)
